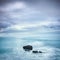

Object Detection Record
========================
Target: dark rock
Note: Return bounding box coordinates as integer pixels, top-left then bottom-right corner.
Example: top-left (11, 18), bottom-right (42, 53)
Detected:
top-left (23, 45), bottom-right (33, 51)
top-left (32, 51), bottom-right (38, 53)
top-left (32, 50), bottom-right (42, 53)
top-left (39, 51), bottom-right (42, 53)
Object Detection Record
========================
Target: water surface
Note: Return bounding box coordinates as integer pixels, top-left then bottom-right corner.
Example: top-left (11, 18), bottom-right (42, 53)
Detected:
top-left (0, 36), bottom-right (60, 60)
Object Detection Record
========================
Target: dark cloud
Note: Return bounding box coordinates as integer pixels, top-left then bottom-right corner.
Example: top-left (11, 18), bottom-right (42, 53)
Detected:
top-left (0, 0), bottom-right (60, 5)
top-left (0, 22), bottom-right (10, 28)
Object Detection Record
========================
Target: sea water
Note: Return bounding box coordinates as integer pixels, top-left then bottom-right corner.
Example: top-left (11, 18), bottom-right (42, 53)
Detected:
top-left (0, 33), bottom-right (60, 60)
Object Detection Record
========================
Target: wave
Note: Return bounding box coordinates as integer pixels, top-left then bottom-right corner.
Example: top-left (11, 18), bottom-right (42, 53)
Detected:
top-left (0, 41), bottom-right (60, 60)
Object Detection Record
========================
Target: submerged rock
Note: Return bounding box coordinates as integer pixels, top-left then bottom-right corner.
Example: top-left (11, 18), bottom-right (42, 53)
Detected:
top-left (32, 51), bottom-right (38, 53)
top-left (32, 50), bottom-right (42, 53)
top-left (39, 51), bottom-right (42, 53)
top-left (23, 45), bottom-right (33, 51)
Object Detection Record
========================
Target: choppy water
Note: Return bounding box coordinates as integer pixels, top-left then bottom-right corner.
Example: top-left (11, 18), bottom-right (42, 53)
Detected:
top-left (0, 37), bottom-right (60, 60)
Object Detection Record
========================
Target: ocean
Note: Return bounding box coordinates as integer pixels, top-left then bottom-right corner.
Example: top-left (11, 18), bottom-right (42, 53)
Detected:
top-left (0, 33), bottom-right (60, 60)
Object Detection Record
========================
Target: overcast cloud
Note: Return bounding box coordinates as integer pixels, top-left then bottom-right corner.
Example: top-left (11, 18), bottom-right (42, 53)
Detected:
top-left (0, 0), bottom-right (60, 32)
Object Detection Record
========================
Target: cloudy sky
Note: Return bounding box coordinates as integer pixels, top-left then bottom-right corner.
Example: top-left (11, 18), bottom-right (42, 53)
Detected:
top-left (0, 0), bottom-right (60, 33)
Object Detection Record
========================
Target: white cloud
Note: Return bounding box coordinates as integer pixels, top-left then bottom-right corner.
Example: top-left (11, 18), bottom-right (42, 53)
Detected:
top-left (1, 2), bottom-right (26, 12)
top-left (7, 25), bottom-right (25, 30)
top-left (5, 18), bottom-right (60, 31)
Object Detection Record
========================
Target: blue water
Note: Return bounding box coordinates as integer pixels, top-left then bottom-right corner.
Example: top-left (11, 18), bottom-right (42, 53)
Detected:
top-left (0, 36), bottom-right (60, 60)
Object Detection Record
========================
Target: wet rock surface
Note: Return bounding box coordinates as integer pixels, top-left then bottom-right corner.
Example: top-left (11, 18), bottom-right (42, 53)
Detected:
top-left (32, 51), bottom-right (38, 53)
top-left (23, 45), bottom-right (33, 51)
top-left (23, 45), bottom-right (43, 54)
top-left (32, 51), bottom-right (42, 53)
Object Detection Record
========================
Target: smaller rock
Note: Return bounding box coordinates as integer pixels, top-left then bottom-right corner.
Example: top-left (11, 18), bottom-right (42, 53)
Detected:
top-left (32, 50), bottom-right (42, 53)
top-left (32, 51), bottom-right (38, 53)
top-left (39, 51), bottom-right (42, 53)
